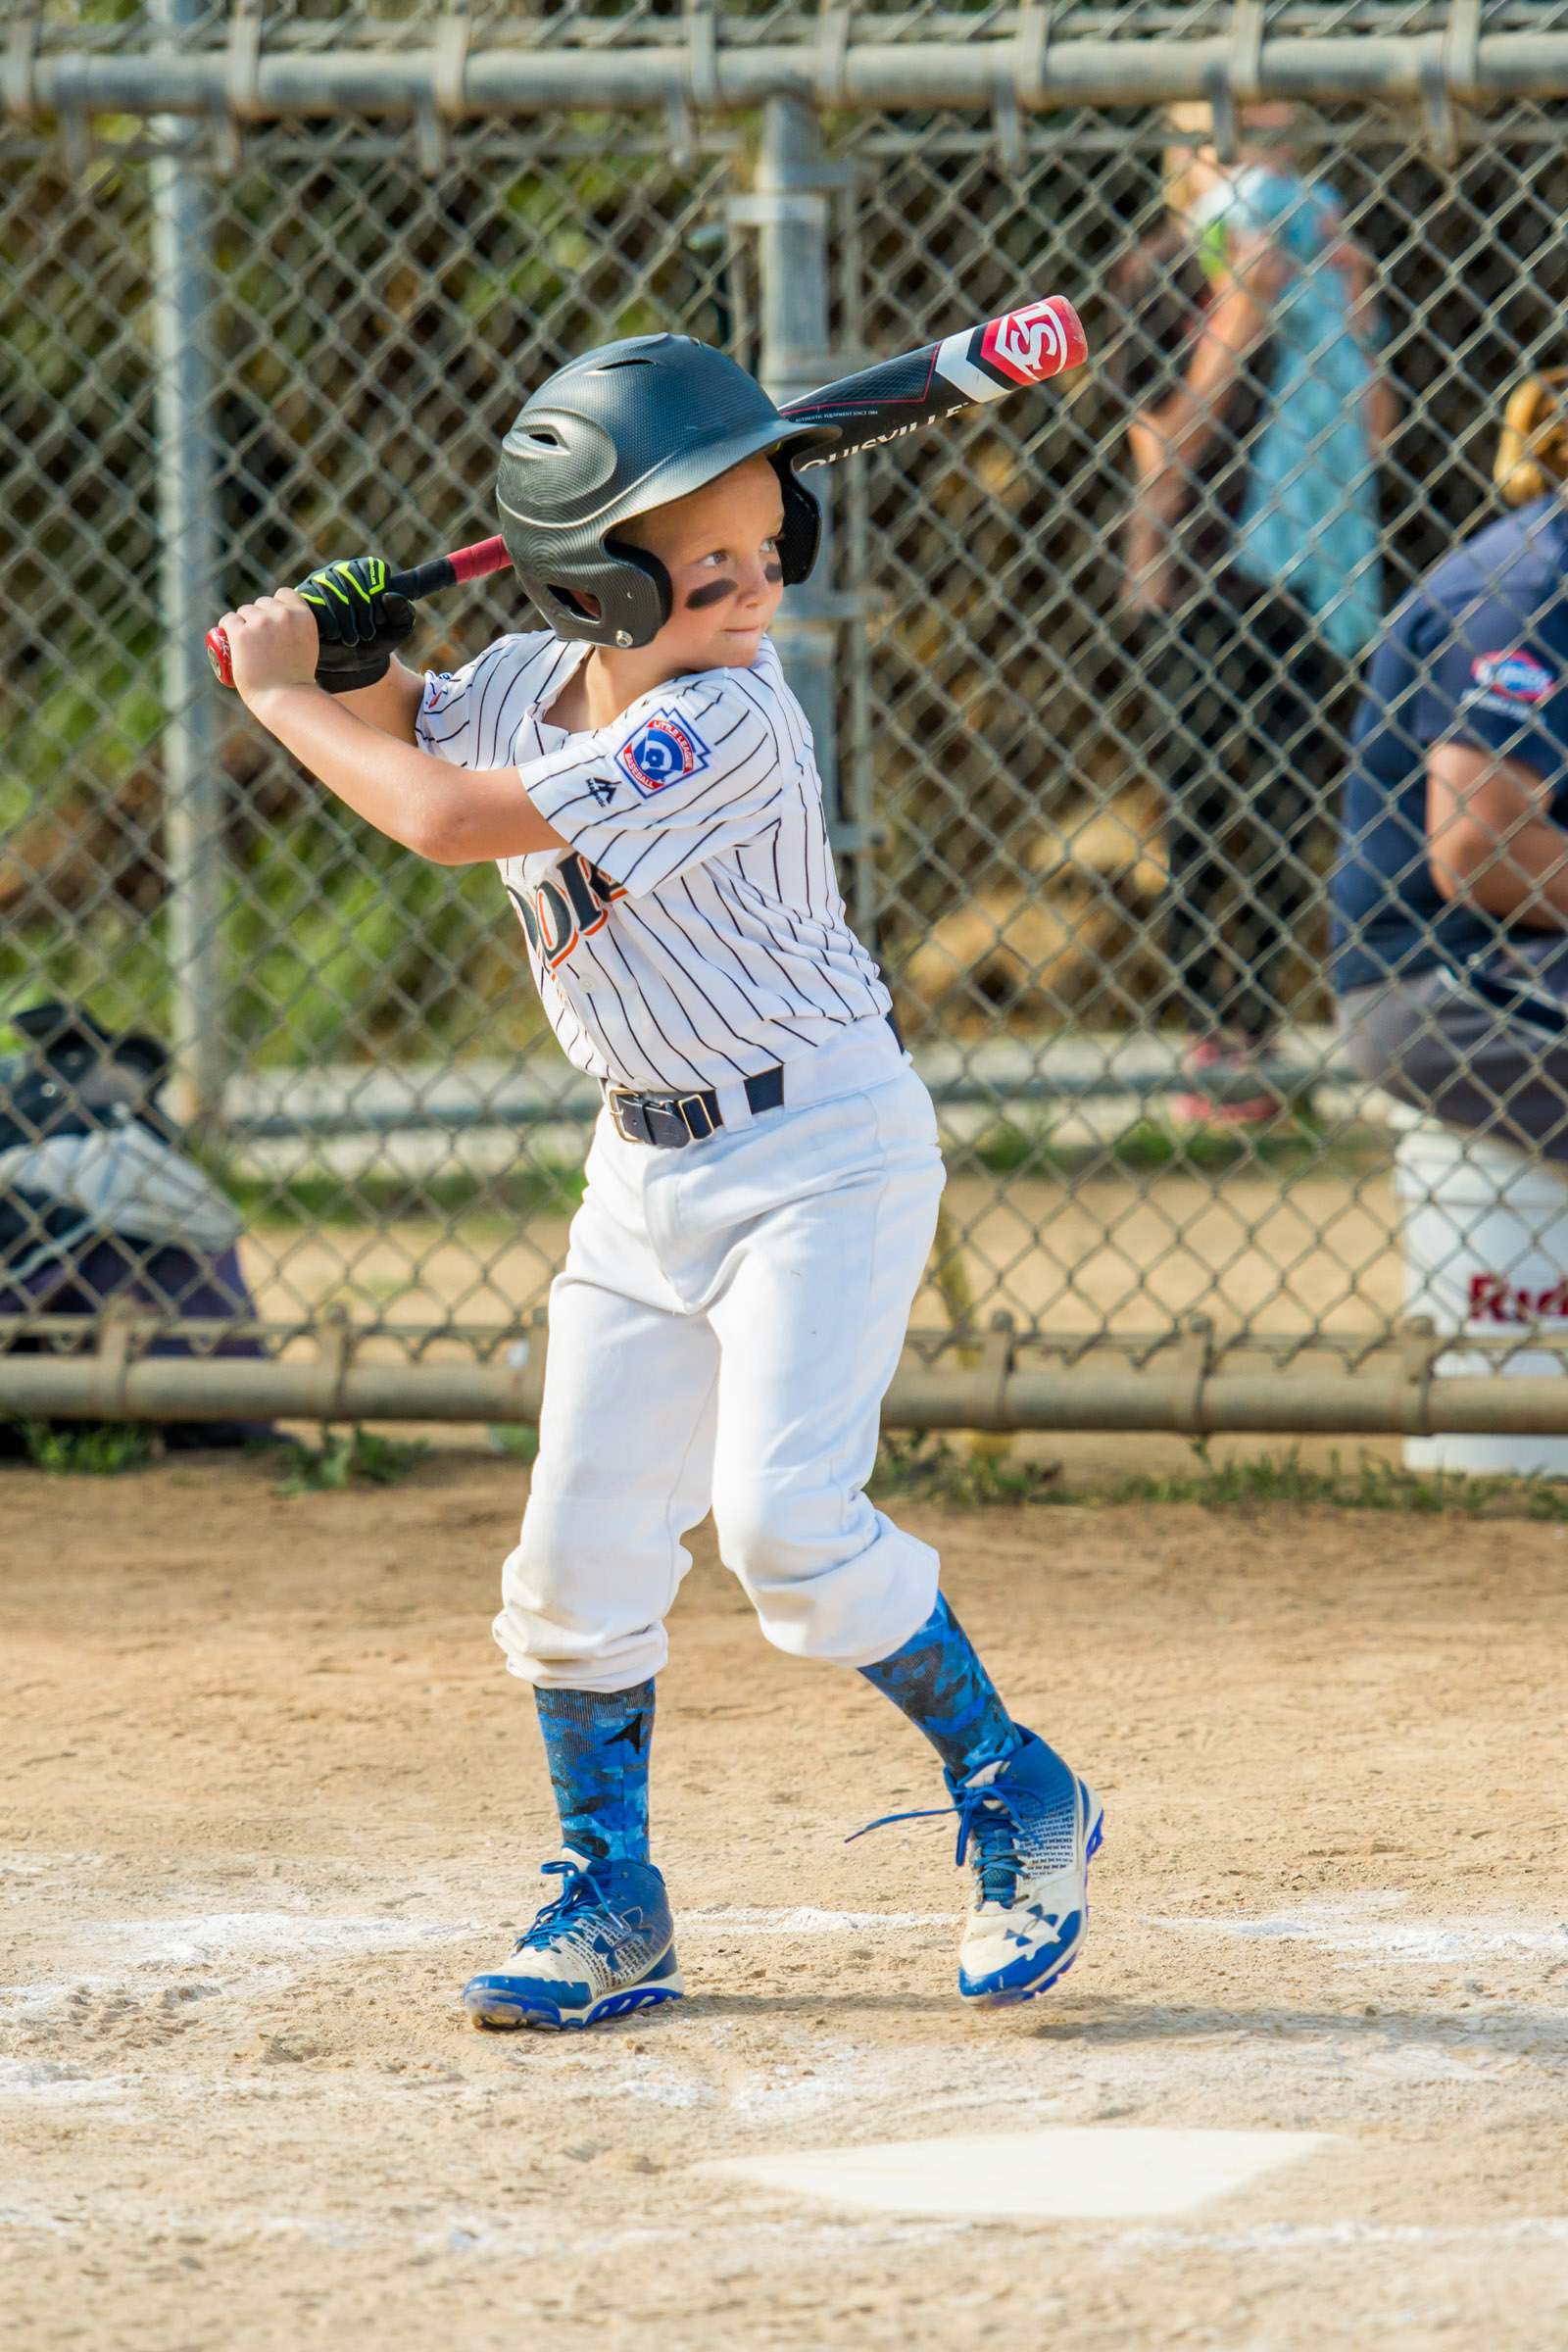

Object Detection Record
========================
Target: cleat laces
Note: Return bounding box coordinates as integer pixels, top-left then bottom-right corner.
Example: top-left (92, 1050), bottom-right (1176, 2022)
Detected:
top-left (847, 1783), bottom-right (1028, 1906)
top-left (513, 1856), bottom-right (627, 1967)
top-left (968, 1805), bottom-right (1023, 1908)
top-left (849, 1766), bottom-right (1077, 1911)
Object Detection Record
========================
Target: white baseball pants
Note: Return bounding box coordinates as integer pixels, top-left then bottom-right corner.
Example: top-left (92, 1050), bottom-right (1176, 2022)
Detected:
top-left (496, 1018), bottom-right (946, 1690)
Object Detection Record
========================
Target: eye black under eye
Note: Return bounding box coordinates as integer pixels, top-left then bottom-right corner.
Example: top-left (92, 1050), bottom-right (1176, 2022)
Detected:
top-left (684, 576), bottom-right (737, 611)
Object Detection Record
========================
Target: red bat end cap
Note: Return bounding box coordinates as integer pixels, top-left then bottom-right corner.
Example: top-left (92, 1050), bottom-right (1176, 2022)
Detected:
top-left (977, 295), bottom-right (1088, 386)
top-left (206, 624), bottom-right (235, 689)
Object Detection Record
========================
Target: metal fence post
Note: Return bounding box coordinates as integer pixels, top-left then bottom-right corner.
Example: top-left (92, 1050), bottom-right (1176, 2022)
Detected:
top-left (754, 97), bottom-right (845, 840)
top-left (150, 0), bottom-right (224, 1126)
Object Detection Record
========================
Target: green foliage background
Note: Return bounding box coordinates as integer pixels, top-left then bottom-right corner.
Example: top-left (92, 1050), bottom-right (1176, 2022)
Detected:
top-left (2, 118), bottom-right (741, 1063)
top-left (8, 65), bottom-right (1568, 1061)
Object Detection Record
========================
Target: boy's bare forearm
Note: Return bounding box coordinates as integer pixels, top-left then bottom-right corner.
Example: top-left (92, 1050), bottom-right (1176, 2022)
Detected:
top-left (243, 682), bottom-right (564, 864)
top-left (245, 682), bottom-right (463, 854)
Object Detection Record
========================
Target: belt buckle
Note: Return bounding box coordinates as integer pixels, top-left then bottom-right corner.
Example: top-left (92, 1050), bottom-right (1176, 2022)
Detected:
top-left (642, 1091), bottom-right (713, 1149)
top-left (607, 1089), bottom-right (641, 1145)
top-left (607, 1088), bottom-right (717, 1148)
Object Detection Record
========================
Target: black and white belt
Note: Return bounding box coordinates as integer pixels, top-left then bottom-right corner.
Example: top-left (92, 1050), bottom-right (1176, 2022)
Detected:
top-left (605, 1011), bottom-right (902, 1151)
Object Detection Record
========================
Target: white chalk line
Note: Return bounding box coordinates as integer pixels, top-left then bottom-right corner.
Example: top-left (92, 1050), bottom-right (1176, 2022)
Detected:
top-left (0, 1852), bottom-right (105, 1881)
top-left (81, 1910), bottom-right (491, 1966)
top-left (78, 1893), bottom-right (1568, 1960)
top-left (1152, 1893), bottom-right (1568, 1964)
top-left (3, 1891), bottom-right (1563, 2038)
top-left (0, 1912), bottom-right (491, 2019)
top-left (6, 2171), bottom-right (1565, 2259)
top-left (0, 1905), bottom-right (952, 2013)
top-left (1115, 2216), bottom-right (1568, 2254)
top-left (0, 2201), bottom-right (75, 2237)
top-left (0, 2056), bottom-right (132, 2105)
top-left (0, 2193), bottom-right (966, 2263)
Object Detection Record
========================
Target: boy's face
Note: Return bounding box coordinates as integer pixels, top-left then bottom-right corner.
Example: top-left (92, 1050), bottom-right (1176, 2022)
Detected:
top-left (621, 454), bottom-right (787, 670)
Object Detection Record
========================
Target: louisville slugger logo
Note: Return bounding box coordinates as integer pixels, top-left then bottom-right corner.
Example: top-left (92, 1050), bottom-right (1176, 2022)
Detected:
top-left (799, 403), bottom-right (969, 468)
top-left (932, 295), bottom-right (1087, 407)
top-left (981, 299), bottom-right (1076, 385)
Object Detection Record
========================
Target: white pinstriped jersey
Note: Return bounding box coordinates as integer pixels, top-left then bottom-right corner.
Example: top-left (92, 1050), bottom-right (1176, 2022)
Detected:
top-left (416, 630), bottom-right (891, 1093)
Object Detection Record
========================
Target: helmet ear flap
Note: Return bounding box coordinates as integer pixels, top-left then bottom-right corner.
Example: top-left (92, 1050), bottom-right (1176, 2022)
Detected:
top-left (771, 455), bottom-right (821, 585)
top-left (533, 543), bottom-right (673, 649)
top-left (605, 541), bottom-right (673, 638)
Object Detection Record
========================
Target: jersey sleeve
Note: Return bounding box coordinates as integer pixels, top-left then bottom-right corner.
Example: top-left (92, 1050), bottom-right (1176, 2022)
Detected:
top-left (415, 633), bottom-right (553, 769)
top-left (1406, 595), bottom-right (1566, 777)
top-left (516, 665), bottom-right (786, 897)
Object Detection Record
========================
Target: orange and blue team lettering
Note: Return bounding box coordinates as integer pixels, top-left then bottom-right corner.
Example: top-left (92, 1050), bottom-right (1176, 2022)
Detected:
top-left (505, 853), bottom-right (627, 973)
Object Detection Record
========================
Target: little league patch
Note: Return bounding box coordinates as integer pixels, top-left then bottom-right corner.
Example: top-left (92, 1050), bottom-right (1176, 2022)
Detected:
top-left (616, 709), bottom-right (711, 797)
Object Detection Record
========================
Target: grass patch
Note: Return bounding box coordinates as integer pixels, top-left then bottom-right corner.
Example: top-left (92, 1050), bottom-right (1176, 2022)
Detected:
top-left (13, 1421), bottom-right (157, 1476)
top-left (486, 1421), bottom-right (540, 1464)
top-left (966, 1110), bottom-right (1377, 1179)
top-left (218, 1161), bottom-right (587, 1230)
top-left (276, 1426), bottom-right (430, 1494)
top-left (871, 1432), bottom-right (1064, 1507)
top-left (1103, 1440), bottom-right (1568, 1518)
top-left (874, 1433), bottom-right (1568, 1520)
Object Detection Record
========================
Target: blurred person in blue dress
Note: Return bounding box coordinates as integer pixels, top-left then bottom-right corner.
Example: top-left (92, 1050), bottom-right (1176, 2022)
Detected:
top-left (1115, 103), bottom-right (1397, 1123)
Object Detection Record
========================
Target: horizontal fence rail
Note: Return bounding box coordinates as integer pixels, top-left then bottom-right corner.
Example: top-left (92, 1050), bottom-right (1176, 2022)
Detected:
top-left (11, 10), bottom-right (1568, 1441)
top-left (17, 4), bottom-right (1568, 124)
top-left (18, 32), bottom-right (1568, 122)
top-left (11, 1310), bottom-right (1568, 1439)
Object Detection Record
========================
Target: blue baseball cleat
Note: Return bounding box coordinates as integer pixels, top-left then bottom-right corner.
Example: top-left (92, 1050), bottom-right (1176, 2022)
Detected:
top-left (462, 1851), bottom-right (684, 2032)
top-left (949, 1732), bottom-right (1103, 2005)
top-left (852, 1728), bottom-right (1103, 2008)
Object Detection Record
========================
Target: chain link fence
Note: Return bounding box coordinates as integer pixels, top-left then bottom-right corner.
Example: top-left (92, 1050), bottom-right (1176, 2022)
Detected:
top-left (10, 3), bottom-right (1568, 1436)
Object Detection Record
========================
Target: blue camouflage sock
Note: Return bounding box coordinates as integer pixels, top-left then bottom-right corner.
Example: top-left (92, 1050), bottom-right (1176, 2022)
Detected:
top-left (858, 1593), bottom-right (1020, 1782)
top-left (533, 1680), bottom-right (654, 1865)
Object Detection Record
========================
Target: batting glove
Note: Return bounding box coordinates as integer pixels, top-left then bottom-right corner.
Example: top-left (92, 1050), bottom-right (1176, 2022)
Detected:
top-left (294, 555), bottom-right (416, 694)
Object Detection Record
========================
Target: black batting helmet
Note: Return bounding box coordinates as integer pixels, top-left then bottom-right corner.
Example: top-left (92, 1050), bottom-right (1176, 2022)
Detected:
top-left (495, 335), bottom-right (839, 649)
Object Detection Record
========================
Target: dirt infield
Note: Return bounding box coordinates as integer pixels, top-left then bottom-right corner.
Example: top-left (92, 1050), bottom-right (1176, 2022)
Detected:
top-left (3, 1450), bottom-right (1566, 2350)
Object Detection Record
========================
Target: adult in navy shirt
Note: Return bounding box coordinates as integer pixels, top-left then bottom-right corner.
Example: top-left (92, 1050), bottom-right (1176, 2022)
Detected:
top-left (1333, 490), bottom-right (1568, 1156)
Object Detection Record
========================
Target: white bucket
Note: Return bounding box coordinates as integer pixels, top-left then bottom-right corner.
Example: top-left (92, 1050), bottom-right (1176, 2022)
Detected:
top-left (1394, 1109), bottom-right (1568, 1473)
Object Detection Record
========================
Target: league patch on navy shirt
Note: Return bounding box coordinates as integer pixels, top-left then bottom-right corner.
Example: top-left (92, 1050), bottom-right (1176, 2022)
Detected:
top-left (615, 709), bottom-right (711, 798)
top-left (1469, 648), bottom-right (1557, 712)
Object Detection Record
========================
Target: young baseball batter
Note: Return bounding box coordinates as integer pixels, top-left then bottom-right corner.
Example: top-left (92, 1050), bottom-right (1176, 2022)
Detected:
top-left (220, 334), bottom-right (1102, 2028)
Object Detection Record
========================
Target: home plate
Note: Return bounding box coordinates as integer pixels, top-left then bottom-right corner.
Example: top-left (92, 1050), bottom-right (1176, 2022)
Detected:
top-left (699, 2127), bottom-right (1330, 2222)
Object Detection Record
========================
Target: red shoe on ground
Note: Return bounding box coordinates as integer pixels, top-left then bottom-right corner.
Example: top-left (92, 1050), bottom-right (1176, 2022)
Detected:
top-left (1171, 1033), bottom-right (1280, 1128)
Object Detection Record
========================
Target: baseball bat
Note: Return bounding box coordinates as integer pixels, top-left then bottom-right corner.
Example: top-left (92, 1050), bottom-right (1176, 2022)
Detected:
top-left (205, 294), bottom-right (1086, 688)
